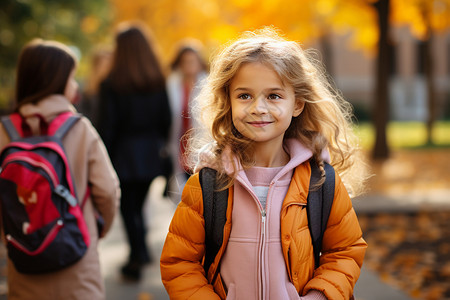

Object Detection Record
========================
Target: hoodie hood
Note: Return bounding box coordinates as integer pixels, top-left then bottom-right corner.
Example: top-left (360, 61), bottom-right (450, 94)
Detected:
top-left (18, 95), bottom-right (75, 136)
top-left (19, 95), bottom-right (75, 120)
top-left (195, 138), bottom-right (330, 178)
top-left (274, 139), bottom-right (330, 182)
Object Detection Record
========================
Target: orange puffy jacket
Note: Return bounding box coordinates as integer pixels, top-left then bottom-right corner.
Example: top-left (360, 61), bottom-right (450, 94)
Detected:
top-left (160, 161), bottom-right (367, 300)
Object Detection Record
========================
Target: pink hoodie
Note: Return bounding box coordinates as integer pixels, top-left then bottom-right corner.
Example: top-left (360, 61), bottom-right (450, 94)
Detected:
top-left (200, 139), bottom-right (328, 300)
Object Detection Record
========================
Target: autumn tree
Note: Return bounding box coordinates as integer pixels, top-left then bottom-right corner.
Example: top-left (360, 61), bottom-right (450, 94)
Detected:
top-left (0, 0), bottom-right (112, 110)
top-left (0, 0), bottom-right (111, 68)
top-left (372, 0), bottom-right (391, 159)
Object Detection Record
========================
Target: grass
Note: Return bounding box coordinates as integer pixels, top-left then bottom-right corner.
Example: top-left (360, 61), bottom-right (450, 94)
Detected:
top-left (354, 121), bottom-right (450, 150)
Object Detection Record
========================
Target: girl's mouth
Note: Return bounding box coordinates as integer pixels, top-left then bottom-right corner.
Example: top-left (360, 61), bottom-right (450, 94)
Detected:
top-left (247, 121), bottom-right (273, 127)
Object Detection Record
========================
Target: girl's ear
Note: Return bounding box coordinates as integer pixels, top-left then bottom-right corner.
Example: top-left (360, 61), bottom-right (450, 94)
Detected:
top-left (293, 100), bottom-right (305, 117)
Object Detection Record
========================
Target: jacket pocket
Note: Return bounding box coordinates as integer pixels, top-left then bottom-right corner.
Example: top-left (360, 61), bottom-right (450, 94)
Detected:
top-left (289, 226), bottom-right (313, 286)
top-left (293, 226), bottom-right (312, 264)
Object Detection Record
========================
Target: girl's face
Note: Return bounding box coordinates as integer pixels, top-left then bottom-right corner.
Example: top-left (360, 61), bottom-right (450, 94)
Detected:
top-left (229, 62), bottom-right (304, 146)
top-left (64, 68), bottom-right (79, 103)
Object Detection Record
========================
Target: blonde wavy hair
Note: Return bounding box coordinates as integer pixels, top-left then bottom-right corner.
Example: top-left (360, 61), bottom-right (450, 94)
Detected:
top-left (188, 27), bottom-right (367, 196)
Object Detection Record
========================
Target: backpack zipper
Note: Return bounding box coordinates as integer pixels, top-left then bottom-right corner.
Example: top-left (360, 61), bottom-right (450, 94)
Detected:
top-left (6, 220), bottom-right (64, 256)
top-left (2, 155), bottom-right (59, 188)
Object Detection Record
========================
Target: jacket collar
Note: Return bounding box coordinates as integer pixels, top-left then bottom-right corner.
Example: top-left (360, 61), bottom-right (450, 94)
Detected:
top-left (282, 164), bottom-right (311, 206)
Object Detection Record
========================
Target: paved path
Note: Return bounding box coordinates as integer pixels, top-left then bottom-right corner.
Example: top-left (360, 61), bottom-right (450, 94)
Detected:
top-left (100, 177), bottom-right (415, 300)
top-left (99, 177), bottom-right (172, 300)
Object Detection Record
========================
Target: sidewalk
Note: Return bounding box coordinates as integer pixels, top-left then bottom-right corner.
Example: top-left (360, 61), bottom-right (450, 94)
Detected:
top-left (99, 177), bottom-right (173, 300)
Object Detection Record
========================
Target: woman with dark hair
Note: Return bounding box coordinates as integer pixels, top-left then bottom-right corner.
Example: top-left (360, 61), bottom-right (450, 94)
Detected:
top-left (98, 22), bottom-right (172, 280)
top-left (166, 42), bottom-right (207, 201)
top-left (0, 39), bottom-right (120, 299)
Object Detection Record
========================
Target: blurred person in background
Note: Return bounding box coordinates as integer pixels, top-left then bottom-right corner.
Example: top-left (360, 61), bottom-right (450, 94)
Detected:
top-left (0, 38), bottom-right (120, 300)
top-left (97, 22), bottom-right (171, 281)
top-left (166, 41), bottom-right (208, 200)
top-left (76, 47), bottom-right (112, 129)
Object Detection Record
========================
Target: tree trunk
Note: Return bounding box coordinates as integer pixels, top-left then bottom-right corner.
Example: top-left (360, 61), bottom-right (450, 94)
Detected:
top-left (422, 5), bottom-right (436, 145)
top-left (319, 32), bottom-right (334, 78)
top-left (372, 0), bottom-right (390, 159)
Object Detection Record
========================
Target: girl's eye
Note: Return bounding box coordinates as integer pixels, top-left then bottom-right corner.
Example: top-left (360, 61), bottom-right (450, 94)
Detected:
top-left (268, 94), bottom-right (281, 100)
top-left (238, 93), bottom-right (252, 100)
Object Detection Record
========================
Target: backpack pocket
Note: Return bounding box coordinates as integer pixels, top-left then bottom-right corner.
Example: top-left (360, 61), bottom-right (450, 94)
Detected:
top-left (6, 219), bottom-right (64, 256)
top-left (5, 215), bottom-right (87, 274)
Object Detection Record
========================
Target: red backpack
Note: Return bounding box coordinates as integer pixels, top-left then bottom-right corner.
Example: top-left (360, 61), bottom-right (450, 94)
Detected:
top-left (0, 112), bottom-right (90, 274)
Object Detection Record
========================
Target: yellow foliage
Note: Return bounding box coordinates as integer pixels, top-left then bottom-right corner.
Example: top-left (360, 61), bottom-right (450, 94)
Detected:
top-left (107, 0), bottom-right (449, 65)
top-left (392, 0), bottom-right (450, 39)
top-left (81, 16), bottom-right (101, 34)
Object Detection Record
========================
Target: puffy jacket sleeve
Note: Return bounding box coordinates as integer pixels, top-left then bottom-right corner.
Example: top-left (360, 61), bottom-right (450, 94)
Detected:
top-left (303, 172), bottom-right (367, 300)
top-left (160, 174), bottom-right (221, 300)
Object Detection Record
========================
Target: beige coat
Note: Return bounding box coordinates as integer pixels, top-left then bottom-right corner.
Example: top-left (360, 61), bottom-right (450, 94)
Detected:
top-left (0, 95), bottom-right (120, 300)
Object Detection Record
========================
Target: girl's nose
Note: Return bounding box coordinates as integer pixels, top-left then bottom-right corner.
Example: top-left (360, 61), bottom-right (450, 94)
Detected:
top-left (250, 95), bottom-right (268, 115)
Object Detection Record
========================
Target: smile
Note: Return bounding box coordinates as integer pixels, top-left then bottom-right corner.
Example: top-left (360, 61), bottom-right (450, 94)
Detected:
top-left (247, 121), bottom-right (273, 127)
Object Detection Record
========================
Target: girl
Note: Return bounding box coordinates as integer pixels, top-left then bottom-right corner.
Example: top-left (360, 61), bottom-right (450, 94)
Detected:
top-left (0, 39), bottom-right (120, 299)
top-left (97, 22), bottom-right (171, 280)
top-left (160, 28), bottom-right (367, 300)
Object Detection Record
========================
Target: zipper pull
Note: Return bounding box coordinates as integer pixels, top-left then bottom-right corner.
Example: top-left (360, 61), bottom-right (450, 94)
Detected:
top-left (261, 209), bottom-right (266, 236)
top-left (54, 185), bottom-right (78, 207)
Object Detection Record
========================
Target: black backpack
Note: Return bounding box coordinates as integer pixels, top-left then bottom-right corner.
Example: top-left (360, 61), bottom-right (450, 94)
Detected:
top-left (199, 159), bottom-right (335, 275)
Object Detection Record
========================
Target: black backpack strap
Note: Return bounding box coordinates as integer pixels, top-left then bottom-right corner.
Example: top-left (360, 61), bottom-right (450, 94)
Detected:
top-left (307, 159), bottom-right (335, 269)
top-left (199, 167), bottom-right (228, 277)
top-left (1, 116), bottom-right (21, 141)
top-left (53, 115), bottom-right (81, 140)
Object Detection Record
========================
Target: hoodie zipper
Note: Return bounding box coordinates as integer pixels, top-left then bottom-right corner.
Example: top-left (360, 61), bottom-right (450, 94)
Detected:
top-left (259, 207), bottom-right (266, 299)
top-left (259, 180), bottom-right (275, 300)
top-left (260, 180), bottom-right (276, 299)
top-left (238, 176), bottom-right (267, 299)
